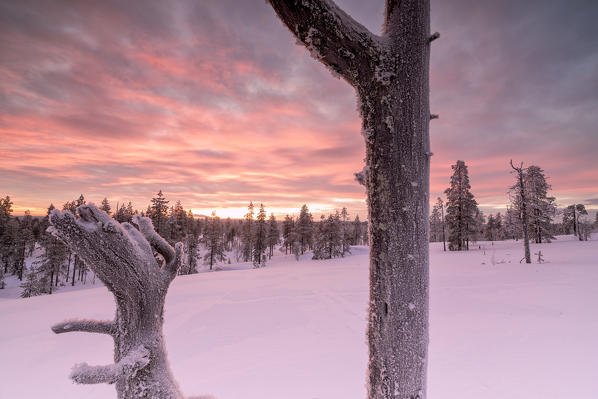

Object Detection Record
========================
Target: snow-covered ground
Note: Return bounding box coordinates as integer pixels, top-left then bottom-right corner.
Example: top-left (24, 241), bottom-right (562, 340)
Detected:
top-left (1, 235), bottom-right (597, 398)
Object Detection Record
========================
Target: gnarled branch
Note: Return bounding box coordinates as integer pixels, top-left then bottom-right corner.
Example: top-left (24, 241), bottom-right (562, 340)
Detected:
top-left (267, 0), bottom-right (382, 86)
top-left (49, 206), bottom-right (154, 298)
top-left (133, 215), bottom-right (175, 264)
top-left (52, 319), bottom-right (115, 336)
top-left (70, 345), bottom-right (150, 385)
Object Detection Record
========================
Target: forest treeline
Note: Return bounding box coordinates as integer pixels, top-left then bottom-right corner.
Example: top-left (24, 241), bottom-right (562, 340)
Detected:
top-left (0, 192), bottom-right (367, 297)
top-left (0, 160), bottom-right (595, 297)
top-left (430, 160), bottom-right (595, 251)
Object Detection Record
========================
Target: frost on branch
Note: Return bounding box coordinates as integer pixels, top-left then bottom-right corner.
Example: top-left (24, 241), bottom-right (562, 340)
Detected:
top-left (49, 204), bottom-right (185, 399)
top-left (52, 319), bottom-right (115, 335)
top-left (268, 0), bottom-right (382, 87)
top-left (70, 345), bottom-right (150, 384)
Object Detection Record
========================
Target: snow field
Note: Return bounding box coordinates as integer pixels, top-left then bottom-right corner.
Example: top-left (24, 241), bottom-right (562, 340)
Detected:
top-left (0, 237), bottom-right (597, 398)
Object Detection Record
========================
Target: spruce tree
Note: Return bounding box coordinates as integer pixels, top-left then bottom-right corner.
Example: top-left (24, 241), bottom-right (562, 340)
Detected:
top-left (183, 215), bottom-right (200, 274)
top-left (297, 204), bottom-right (313, 254)
top-left (202, 213), bottom-right (225, 270)
top-left (429, 201), bottom-right (442, 242)
top-left (100, 198), bottom-right (111, 215)
top-left (242, 202), bottom-right (254, 262)
top-left (253, 204), bottom-right (268, 267)
top-left (169, 200), bottom-right (187, 243)
top-left (20, 265), bottom-right (46, 298)
top-left (472, 209), bottom-right (485, 244)
top-left (351, 215), bottom-right (362, 245)
top-left (312, 215), bottom-right (326, 259)
top-left (14, 212), bottom-right (34, 280)
top-left (282, 215), bottom-right (295, 254)
top-left (444, 160), bottom-right (478, 250)
top-left (437, 197), bottom-right (446, 250)
top-left (149, 190), bottom-right (169, 235)
top-left (114, 203), bottom-right (127, 223)
top-left (340, 207), bottom-right (351, 256)
top-left (312, 212), bottom-right (343, 260)
top-left (494, 213), bottom-right (504, 240)
top-left (266, 213), bottom-right (280, 259)
top-left (75, 194), bottom-right (86, 208)
top-left (523, 166), bottom-right (556, 243)
top-left (35, 233), bottom-right (68, 294)
top-left (563, 204), bottom-right (588, 239)
top-left (485, 214), bottom-right (496, 241)
top-left (0, 195), bottom-right (14, 273)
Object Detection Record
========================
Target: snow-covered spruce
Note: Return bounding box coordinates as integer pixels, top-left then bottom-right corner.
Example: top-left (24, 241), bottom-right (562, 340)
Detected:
top-left (49, 204), bottom-right (184, 399)
top-left (267, 0), bottom-right (433, 398)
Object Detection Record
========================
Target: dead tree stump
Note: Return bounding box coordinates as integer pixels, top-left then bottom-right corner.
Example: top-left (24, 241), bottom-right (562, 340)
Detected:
top-left (49, 204), bottom-right (184, 399)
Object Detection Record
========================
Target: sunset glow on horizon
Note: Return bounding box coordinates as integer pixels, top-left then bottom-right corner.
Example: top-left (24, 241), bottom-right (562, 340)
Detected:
top-left (1, 0), bottom-right (597, 218)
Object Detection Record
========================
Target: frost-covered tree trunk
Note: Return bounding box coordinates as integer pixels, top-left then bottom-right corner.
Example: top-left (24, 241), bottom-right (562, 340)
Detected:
top-left (267, 1), bottom-right (432, 397)
top-left (49, 204), bottom-right (184, 399)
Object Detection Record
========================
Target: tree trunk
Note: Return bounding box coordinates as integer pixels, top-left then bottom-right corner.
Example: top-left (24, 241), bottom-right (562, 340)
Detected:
top-left (71, 255), bottom-right (77, 286)
top-left (440, 204), bottom-right (446, 252)
top-left (55, 263), bottom-right (60, 287)
top-left (49, 204), bottom-right (184, 399)
top-left (49, 268), bottom-right (54, 294)
top-left (267, 1), bottom-right (431, 397)
top-left (66, 252), bottom-right (71, 282)
top-left (572, 204), bottom-right (577, 237)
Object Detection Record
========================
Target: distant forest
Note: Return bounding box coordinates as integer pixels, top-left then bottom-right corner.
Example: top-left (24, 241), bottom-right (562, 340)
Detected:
top-left (1, 160), bottom-right (595, 297)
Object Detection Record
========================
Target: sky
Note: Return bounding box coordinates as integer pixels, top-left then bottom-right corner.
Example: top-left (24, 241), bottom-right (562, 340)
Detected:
top-left (1, 0), bottom-right (597, 218)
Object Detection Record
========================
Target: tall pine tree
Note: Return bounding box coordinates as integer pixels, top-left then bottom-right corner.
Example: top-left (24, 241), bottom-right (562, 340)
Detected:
top-left (253, 204), bottom-right (268, 267)
top-left (444, 160), bottom-right (478, 251)
top-left (524, 166), bottom-right (556, 243)
top-left (242, 202), bottom-right (254, 262)
top-left (202, 213), bottom-right (226, 270)
top-left (149, 190), bottom-right (169, 236)
top-left (297, 204), bottom-right (313, 254)
top-left (266, 213), bottom-right (280, 259)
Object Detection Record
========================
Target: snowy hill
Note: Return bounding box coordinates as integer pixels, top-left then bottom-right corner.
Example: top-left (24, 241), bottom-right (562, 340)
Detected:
top-left (1, 236), bottom-right (597, 398)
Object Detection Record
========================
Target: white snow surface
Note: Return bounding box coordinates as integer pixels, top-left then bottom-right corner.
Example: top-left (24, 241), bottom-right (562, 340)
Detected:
top-left (1, 235), bottom-right (597, 398)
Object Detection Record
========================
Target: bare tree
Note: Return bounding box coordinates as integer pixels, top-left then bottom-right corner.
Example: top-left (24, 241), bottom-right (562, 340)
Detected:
top-left (49, 204), bottom-right (184, 399)
top-left (510, 160), bottom-right (531, 264)
top-left (267, 1), bottom-right (434, 397)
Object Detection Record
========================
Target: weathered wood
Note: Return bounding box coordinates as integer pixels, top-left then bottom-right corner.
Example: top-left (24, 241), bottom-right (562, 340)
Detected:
top-left (267, 0), bottom-right (431, 397)
top-left (49, 204), bottom-right (184, 399)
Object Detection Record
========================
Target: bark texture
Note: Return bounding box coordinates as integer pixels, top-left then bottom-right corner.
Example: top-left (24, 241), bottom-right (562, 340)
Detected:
top-left (267, 1), bottom-right (431, 398)
top-left (49, 204), bottom-right (184, 399)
